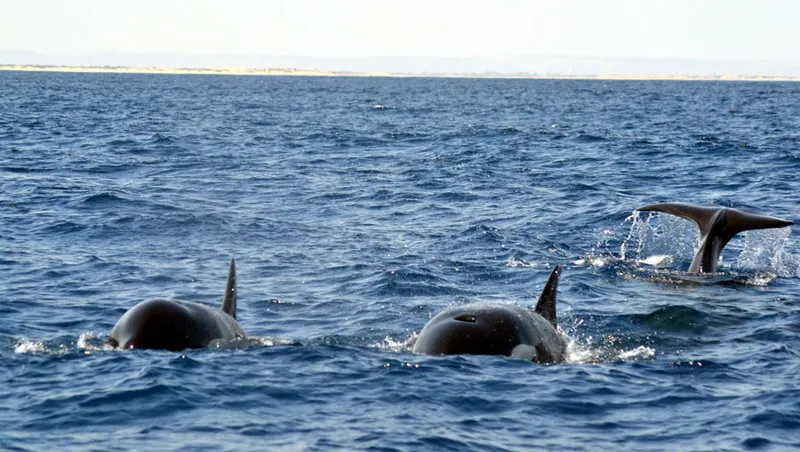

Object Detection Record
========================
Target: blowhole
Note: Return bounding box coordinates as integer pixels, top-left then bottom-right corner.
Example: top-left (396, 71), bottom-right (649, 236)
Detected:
top-left (455, 314), bottom-right (477, 323)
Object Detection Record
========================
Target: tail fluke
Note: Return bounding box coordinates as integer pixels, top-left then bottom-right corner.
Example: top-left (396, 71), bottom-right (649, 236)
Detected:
top-left (637, 203), bottom-right (793, 273)
top-left (534, 265), bottom-right (561, 327)
top-left (221, 258), bottom-right (237, 319)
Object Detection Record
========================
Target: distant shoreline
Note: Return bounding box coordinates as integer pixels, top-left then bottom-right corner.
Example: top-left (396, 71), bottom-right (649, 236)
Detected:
top-left (2, 64), bottom-right (799, 82)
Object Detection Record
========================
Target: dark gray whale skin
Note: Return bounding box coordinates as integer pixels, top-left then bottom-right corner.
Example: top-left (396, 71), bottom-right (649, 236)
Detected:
top-left (413, 265), bottom-right (566, 363)
top-left (109, 259), bottom-right (245, 351)
top-left (637, 203), bottom-right (794, 273)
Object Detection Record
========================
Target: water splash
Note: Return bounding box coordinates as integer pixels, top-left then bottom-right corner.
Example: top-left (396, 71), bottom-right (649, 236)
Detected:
top-left (738, 227), bottom-right (799, 278)
top-left (579, 214), bottom-right (688, 270)
top-left (564, 336), bottom-right (655, 364)
top-left (580, 228), bottom-right (624, 268)
top-left (77, 332), bottom-right (113, 353)
top-left (620, 210), bottom-right (698, 265)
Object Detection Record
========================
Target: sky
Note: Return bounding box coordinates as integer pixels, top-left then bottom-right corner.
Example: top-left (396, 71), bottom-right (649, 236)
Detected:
top-left (2, 0), bottom-right (800, 73)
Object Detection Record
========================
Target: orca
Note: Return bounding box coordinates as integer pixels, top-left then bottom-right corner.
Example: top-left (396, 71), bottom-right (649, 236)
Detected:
top-left (636, 203), bottom-right (794, 273)
top-left (412, 265), bottom-right (566, 363)
top-left (109, 258), bottom-right (246, 351)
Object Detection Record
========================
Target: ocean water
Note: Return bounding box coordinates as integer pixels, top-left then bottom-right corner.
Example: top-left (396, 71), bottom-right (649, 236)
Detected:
top-left (1, 71), bottom-right (799, 451)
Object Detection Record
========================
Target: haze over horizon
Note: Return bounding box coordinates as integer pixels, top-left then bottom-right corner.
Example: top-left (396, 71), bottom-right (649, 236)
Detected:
top-left (3, 0), bottom-right (799, 76)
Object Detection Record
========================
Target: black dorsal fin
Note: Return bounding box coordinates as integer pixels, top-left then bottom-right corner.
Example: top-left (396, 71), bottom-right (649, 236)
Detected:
top-left (534, 265), bottom-right (561, 327)
top-left (637, 203), bottom-right (793, 273)
top-left (221, 258), bottom-right (237, 319)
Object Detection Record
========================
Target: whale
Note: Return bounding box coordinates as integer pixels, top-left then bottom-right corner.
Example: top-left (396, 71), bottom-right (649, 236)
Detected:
top-left (109, 258), bottom-right (246, 351)
top-left (636, 203), bottom-right (794, 274)
top-left (412, 265), bottom-right (566, 363)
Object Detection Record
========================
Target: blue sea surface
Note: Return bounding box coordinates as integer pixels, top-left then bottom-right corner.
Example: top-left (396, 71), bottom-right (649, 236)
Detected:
top-left (1, 71), bottom-right (800, 450)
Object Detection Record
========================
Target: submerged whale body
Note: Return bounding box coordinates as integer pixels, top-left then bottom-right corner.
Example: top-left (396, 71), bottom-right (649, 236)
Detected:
top-left (110, 258), bottom-right (246, 351)
top-left (413, 265), bottom-right (566, 363)
top-left (637, 202), bottom-right (794, 274)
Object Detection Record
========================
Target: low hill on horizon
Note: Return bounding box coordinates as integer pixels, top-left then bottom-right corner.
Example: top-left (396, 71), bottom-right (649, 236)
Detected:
top-left (3, 50), bottom-right (800, 78)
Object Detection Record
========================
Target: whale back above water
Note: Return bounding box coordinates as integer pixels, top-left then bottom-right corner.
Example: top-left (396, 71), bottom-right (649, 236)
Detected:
top-left (412, 265), bottom-right (566, 363)
top-left (109, 258), bottom-right (246, 351)
top-left (636, 203), bottom-right (794, 274)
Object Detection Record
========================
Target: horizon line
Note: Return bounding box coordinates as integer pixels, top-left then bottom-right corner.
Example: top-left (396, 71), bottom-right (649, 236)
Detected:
top-left (2, 64), bottom-right (800, 82)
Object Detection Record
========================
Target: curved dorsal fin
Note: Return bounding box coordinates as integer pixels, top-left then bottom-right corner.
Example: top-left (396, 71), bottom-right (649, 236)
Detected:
top-left (534, 265), bottom-right (561, 327)
top-left (221, 258), bottom-right (237, 319)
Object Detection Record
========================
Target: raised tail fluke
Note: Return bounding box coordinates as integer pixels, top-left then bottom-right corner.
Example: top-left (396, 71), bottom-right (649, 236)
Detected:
top-left (636, 202), bottom-right (793, 273)
top-left (534, 265), bottom-right (561, 327)
top-left (221, 258), bottom-right (237, 319)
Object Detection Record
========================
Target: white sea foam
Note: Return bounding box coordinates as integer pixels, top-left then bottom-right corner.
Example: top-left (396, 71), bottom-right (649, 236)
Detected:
top-left (248, 336), bottom-right (295, 347)
top-left (637, 254), bottom-right (674, 267)
top-left (14, 339), bottom-right (49, 354)
top-left (370, 334), bottom-right (415, 352)
top-left (618, 345), bottom-right (656, 361)
top-left (506, 257), bottom-right (549, 268)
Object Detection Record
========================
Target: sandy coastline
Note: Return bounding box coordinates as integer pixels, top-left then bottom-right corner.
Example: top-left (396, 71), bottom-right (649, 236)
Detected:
top-left (1, 64), bottom-right (799, 81)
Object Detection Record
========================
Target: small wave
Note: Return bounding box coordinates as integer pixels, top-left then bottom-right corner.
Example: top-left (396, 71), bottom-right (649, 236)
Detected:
top-left (460, 224), bottom-right (505, 242)
top-left (108, 138), bottom-right (138, 146)
top-left (575, 133), bottom-right (606, 142)
top-left (149, 133), bottom-right (177, 144)
top-left (372, 104), bottom-right (389, 110)
top-left (630, 305), bottom-right (708, 334)
top-left (434, 191), bottom-right (482, 203)
top-left (39, 220), bottom-right (87, 235)
top-left (1, 165), bottom-right (42, 173)
top-left (82, 192), bottom-right (129, 205)
top-left (85, 163), bottom-right (136, 174)
top-left (372, 267), bottom-right (468, 298)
